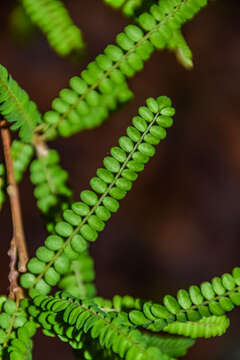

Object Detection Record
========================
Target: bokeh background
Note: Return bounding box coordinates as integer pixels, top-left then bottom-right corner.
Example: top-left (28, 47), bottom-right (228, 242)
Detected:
top-left (0, 0), bottom-right (240, 358)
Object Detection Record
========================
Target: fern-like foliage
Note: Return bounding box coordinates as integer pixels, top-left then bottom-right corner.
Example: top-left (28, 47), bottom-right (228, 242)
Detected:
top-left (21, 0), bottom-right (85, 57)
top-left (109, 268), bottom-right (240, 338)
top-left (30, 149), bottom-right (72, 216)
top-left (20, 96), bottom-right (175, 294)
top-left (40, 0), bottom-right (207, 140)
top-left (12, 140), bottom-right (34, 182)
top-left (29, 291), bottom-right (180, 360)
top-left (105, 0), bottom-right (193, 68)
top-left (163, 316), bottom-right (230, 338)
top-left (0, 65), bottom-right (42, 142)
top-left (0, 141), bottom-right (34, 211)
top-left (58, 250), bottom-right (97, 298)
top-left (0, 296), bottom-right (38, 358)
top-left (4, 319), bottom-right (38, 360)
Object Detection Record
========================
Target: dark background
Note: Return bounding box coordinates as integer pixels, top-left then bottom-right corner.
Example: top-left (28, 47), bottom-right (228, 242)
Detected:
top-left (0, 0), bottom-right (240, 359)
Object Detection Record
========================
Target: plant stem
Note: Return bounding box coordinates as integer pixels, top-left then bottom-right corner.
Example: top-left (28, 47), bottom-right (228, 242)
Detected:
top-left (0, 122), bottom-right (28, 282)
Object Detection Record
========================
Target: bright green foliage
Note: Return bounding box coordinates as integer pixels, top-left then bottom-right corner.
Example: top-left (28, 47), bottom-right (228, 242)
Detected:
top-left (0, 164), bottom-right (5, 210)
top-left (103, 0), bottom-right (144, 17)
top-left (0, 65), bottom-right (42, 142)
top-left (58, 250), bottom-right (97, 298)
top-left (0, 297), bottom-right (37, 358)
top-left (164, 316), bottom-right (230, 338)
top-left (20, 96), bottom-right (175, 294)
top-left (43, 76), bottom-right (132, 139)
top-left (41, 0), bottom-right (207, 140)
top-left (4, 320), bottom-right (38, 360)
top-left (0, 2), bottom-right (232, 359)
top-left (30, 149), bottom-right (72, 215)
top-left (116, 267), bottom-right (240, 337)
top-left (21, 0), bottom-right (85, 57)
top-left (30, 291), bottom-right (177, 359)
top-left (105, 1), bottom-right (193, 69)
top-left (12, 140), bottom-right (34, 183)
top-left (0, 141), bottom-right (33, 210)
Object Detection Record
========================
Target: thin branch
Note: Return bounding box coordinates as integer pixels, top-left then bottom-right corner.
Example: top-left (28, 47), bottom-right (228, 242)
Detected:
top-left (1, 122), bottom-right (28, 280)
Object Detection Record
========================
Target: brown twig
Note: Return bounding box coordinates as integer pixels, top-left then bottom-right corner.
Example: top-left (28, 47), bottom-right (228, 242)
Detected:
top-left (1, 122), bottom-right (28, 293)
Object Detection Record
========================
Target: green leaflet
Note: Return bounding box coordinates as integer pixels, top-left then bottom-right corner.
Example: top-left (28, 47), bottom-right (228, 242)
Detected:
top-left (103, 0), bottom-right (144, 17)
top-left (167, 29), bottom-right (193, 69)
top-left (20, 96), bottom-right (175, 294)
top-left (41, 0), bottom-right (207, 139)
top-left (0, 65), bottom-right (42, 142)
top-left (21, 0), bottom-right (85, 57)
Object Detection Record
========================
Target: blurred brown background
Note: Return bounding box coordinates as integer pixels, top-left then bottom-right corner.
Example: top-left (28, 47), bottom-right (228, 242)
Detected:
top-left (0, 0), bottom-right (240, 358)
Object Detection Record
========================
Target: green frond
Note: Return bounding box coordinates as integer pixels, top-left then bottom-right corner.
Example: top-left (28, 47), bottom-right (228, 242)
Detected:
top-left (30, 291), bottom-right (176, 360)
top-left (111, 267), bottom-right (240, 338)
top-left (104, 1), bottom-right (193, 69)
top-left (20, 96), bottom-right (175, 295)
top-left (12, 140), bottom-right (34, 183)
top-left (0, 141), bottom-right (33, 211)
top-left (41, 0), bottom-right (207, 139)
top-left (0, 65), bottom-right (42, 142)
top-left (0, 297), bottom-right (38, 359)
top-left (164, 316), bottom-right (230, 338)
top-left (4, 319), bottom-right (38, 360)
top-left (30, 149), bottom-right (72, 215)
top-left (58, 251), bottom-right (97, 298)
top-left (21, 0), bottom-right (85, 57)
top-left (29, 146), bottom-right (97, 299)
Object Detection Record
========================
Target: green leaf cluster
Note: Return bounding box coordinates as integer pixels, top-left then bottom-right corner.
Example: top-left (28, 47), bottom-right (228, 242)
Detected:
top-left (0, 65), bottom-right (41, 142)
top-left (21, 0), bottom-right (85, 57)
